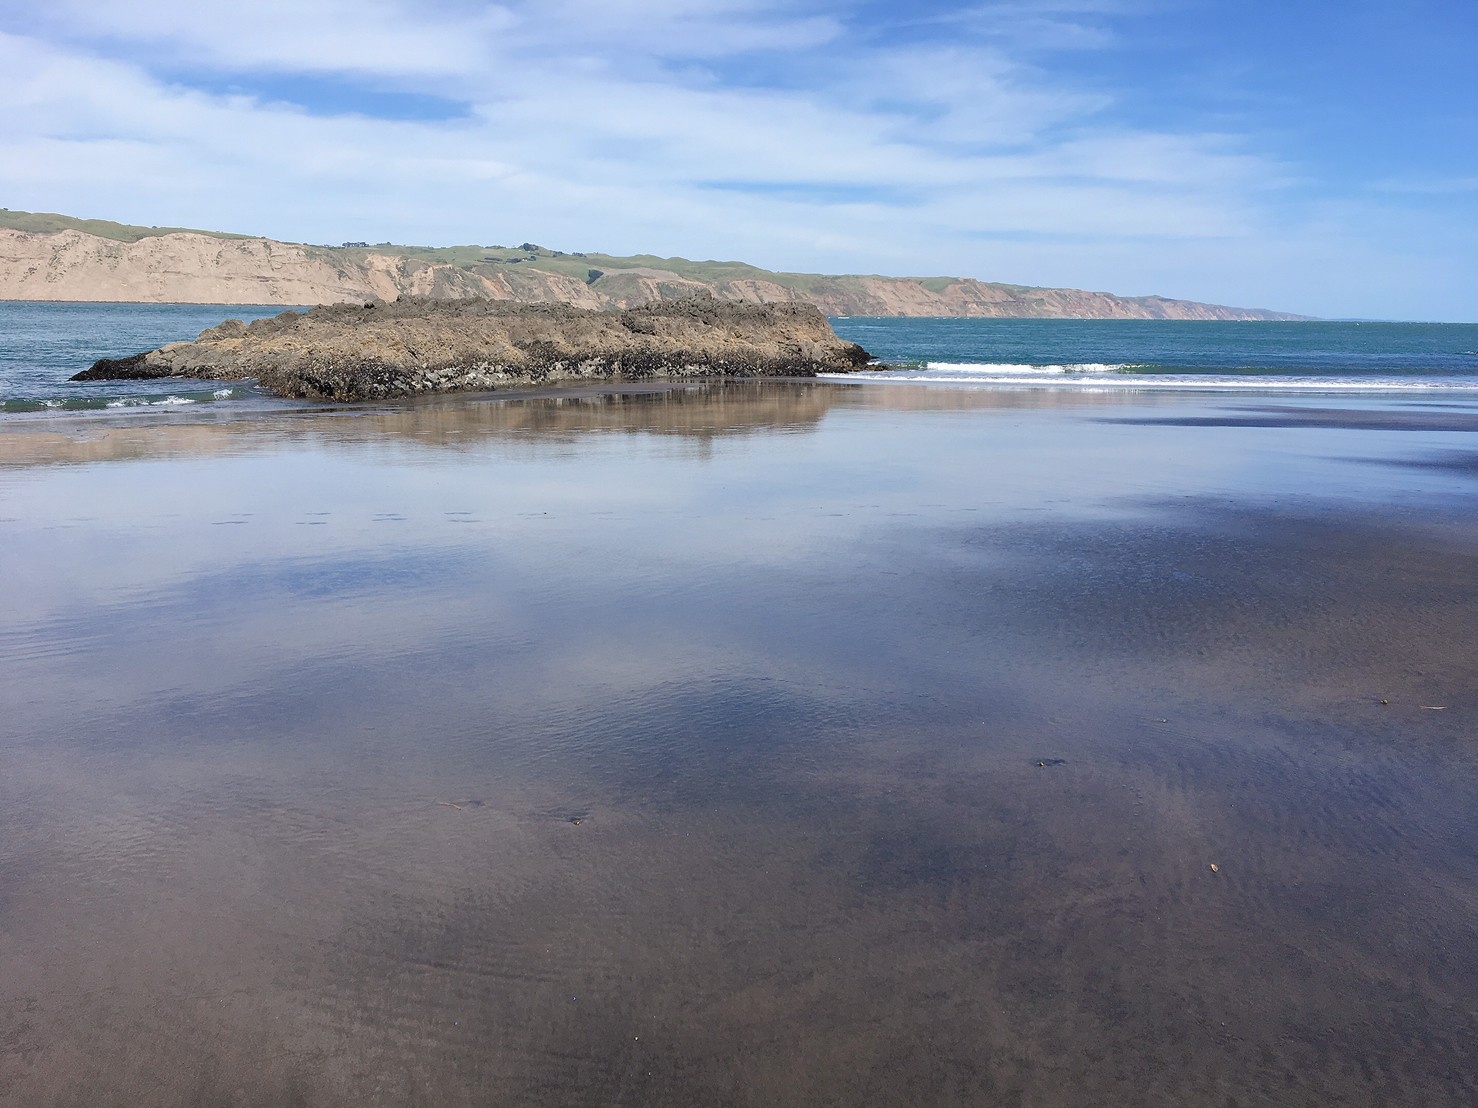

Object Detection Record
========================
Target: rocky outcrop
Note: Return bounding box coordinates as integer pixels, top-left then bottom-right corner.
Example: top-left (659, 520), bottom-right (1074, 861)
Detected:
top-left (73, 298), bottom-right (873, 402)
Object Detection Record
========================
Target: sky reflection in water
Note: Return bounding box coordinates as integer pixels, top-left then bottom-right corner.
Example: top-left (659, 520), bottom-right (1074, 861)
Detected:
top-left (1, 382), bottom-right (1476, 1106)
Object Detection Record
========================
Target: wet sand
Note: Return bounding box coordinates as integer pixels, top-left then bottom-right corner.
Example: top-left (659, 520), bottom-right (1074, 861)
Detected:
top-left (1, 382), bottom-right (1476, 1106)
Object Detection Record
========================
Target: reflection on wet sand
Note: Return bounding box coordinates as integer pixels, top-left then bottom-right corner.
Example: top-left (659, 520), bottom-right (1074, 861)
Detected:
top-left (1, 383), bottom-right (1476, 1106)
top-left (0, 377), bottom-right (1204, 468)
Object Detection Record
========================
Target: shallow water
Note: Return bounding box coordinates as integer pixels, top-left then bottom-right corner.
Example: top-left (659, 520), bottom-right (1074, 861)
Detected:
top-left (0, 301), bottom-right (295, 412)
top-left (1, 381), bottom-right (1476, 1106)
top-left (7, 305), bottom-right (1478, 414)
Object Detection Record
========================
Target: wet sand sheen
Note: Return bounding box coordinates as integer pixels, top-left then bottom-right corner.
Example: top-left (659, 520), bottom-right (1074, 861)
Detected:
top-left (1, 382), bottom-right (1476, 1106)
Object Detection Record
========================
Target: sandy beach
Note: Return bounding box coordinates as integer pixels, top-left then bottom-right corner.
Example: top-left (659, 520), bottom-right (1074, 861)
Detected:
top-left (1, 380), bottom-right (1475, 1106)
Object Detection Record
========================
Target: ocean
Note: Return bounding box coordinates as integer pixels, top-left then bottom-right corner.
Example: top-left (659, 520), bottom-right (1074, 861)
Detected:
top-left (0, 302), bottom-right (294, 413)
top-left (829, 316), bottom-right (1478, 390)
top-left (3, 303), bottom-right (1478, 415)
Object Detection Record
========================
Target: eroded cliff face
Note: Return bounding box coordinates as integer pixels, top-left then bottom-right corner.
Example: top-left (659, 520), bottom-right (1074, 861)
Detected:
top-left (697, 275), bottom-right (1292, 320)
top-left (356, 252), bottom-right (611, 307)
top-left (74, 298), bottom-right (873, 401)
top-left (1, 225), bottom-right (1304, 320)
top-left (0, 229), bottom-right (364, 305)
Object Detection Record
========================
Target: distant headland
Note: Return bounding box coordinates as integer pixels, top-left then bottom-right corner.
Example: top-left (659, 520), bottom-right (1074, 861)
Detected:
top-left (1, 209), bottom-right (1308, 320)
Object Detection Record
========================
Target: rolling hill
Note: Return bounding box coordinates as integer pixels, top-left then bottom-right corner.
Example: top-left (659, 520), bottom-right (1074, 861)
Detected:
top-left (0, 209), bottom-right (1307, 320)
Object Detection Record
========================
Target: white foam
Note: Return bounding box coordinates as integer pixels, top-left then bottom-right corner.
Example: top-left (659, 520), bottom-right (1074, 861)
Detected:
top-left (823, 368), bottom-right (1478, 392)
top-left (105, 395), bottom-right (198, 408)
top-left (912, 361), bottom-right (1137, 375)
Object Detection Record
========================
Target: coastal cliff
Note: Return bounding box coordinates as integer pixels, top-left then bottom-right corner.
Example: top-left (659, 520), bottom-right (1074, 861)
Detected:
top-left (2, 210), bottom-right (1307, 320)
top-left (73, 298), bottom-right (872, 402)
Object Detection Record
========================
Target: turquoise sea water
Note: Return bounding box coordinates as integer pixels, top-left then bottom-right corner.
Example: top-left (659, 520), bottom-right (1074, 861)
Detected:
top-left (829, 317), bottom-right (1478, 391)
top-left (2, 303), bottom-right (1478, 414)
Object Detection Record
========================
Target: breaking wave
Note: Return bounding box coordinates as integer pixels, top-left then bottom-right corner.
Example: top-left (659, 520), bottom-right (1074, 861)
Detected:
top-left (1, 385), bottom-right (253, 414)
top-left (823, 361), bottom-right (1478, 392)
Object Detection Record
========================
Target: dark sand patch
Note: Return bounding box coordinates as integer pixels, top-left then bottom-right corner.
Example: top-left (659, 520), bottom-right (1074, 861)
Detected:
top-left (1097, 403), bottom-right (1478, 432)
top-left (1375, 449), bottom-right (1478, 476)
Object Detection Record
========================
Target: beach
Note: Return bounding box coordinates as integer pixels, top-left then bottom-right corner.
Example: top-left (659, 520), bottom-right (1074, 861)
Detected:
top-left (1, 379), bottom-right (1476, 1106)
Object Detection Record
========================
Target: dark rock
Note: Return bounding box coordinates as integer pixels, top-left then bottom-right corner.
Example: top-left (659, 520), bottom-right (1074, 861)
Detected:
top-left (71, 352), bottom-right (171, 381)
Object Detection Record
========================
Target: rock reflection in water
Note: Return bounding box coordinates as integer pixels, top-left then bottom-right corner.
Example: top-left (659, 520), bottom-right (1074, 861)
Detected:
top-left (0, 377), bottom-right (1194, 469)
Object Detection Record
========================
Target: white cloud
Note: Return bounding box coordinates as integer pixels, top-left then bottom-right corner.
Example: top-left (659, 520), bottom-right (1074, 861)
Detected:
top-left (0, 1), bottom-right (1472, 319)
top-left (526, 0), bottom-right (845, 57)
top-left (915, 0), bottom-right (1147, 52)
top-left (30, 0), bottom-right (511, 78)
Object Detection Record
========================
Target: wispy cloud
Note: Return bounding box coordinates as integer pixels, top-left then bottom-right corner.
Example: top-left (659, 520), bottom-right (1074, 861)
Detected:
top-left (0, 0), bottom-right (1472, 319)
top-left (1369, 176), bottom-right (1478, 196)
top-left (30, 0), bottom-right (511, 78)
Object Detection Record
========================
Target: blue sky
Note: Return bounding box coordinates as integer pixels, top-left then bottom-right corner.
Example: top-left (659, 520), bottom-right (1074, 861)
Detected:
top-left (1, 0), bottom-right (1474, 319)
